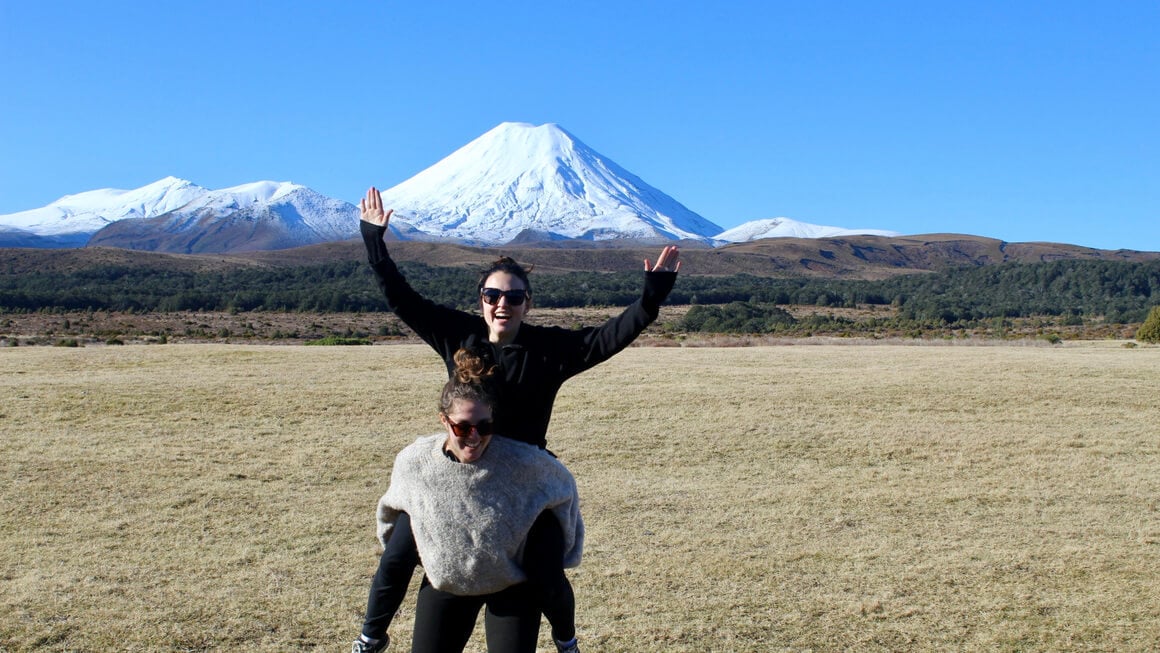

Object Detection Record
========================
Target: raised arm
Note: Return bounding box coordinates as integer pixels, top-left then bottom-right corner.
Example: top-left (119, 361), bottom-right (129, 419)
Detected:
top-left (358, 187), bottom-right (480, 358)
top-left (559, 247), bottom-right (682, 376)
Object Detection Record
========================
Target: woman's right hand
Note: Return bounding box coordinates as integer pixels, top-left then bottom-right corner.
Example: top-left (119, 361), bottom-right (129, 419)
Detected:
top-left (360, 187), bottom-right (393, 227)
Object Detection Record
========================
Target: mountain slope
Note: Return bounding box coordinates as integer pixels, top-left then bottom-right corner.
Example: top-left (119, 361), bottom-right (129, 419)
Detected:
top-left (0, 177), bottom-right (208, 248)
top-left (8, 232), bottom-right (1153, 282)
top-left (87, 183), bottom-right (359, 254)
top-left (377, 122), bottom-right (723, 245)
top-left (561, 234), bottom-right (1154, 278)
top-left (716, 217), bottom-right (901, 242)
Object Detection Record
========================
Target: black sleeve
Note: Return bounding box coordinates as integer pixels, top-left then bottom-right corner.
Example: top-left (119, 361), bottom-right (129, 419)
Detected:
top-left (562, 269), bottom-right (678, 376)
top-left (361, 221), bottom-right (480, 359)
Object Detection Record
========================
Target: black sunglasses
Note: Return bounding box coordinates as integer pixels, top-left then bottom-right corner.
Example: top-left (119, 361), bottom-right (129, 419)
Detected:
top-left (480, 287), bottom-right (529, 306)
top-left (446, 418), bottom-right (494, 438)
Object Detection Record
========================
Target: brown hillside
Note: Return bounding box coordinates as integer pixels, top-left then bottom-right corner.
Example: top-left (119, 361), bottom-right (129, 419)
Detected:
top-left (2, 234), bottom-right (1157, 279)
top-left (0, 246), bottom-right (268, 275)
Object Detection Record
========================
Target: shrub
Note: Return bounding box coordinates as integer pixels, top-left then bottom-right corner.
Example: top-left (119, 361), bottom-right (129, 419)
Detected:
top-left (304, 336), bottom-right (373, 346)
top-left (54, 338), bottom-right (80, 347)
top-left (1136, 305), bottom-right (1160, 343)
top-left (680, 302), bottom-right (796, 334)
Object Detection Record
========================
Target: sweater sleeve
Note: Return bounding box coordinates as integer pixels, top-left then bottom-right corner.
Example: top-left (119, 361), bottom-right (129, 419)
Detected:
top-left (375, 443), bottom-right (415, 549)
top-left (362, 221), bottom-right (481, 358)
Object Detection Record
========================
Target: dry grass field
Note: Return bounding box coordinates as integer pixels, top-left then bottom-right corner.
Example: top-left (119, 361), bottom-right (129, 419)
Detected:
top-left (2, 341), bottom-right (1158, 652)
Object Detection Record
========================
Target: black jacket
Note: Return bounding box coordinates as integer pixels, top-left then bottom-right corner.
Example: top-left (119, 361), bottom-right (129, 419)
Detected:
top-left (362, 221), bottom-right (677, 448)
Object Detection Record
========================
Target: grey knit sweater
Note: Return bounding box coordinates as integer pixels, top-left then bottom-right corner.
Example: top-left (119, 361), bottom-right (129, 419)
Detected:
top-left (376, 434), bottom-right (584, 596)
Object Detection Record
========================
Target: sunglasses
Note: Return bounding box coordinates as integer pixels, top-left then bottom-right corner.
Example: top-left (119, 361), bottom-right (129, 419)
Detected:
top-left (446, 418), bottom-right (494, 438)
top-left (480, 287), bottom-right (529, 306)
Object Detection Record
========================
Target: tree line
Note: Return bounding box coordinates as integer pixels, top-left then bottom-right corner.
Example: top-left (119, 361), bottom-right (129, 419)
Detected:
top-left (2, 258), bottom-right (1158, 333)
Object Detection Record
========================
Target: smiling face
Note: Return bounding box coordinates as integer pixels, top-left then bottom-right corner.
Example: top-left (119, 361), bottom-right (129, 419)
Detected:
top-left (441, 398), bottom-right (494, 463)
top-left (480, 271), bottom-right (530, 345)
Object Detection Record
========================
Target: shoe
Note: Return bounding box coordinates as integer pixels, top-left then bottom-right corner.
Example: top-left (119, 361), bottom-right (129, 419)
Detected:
top-left (351, 634), bottom-right (388, 653)
top-left (555, 637), bottom-right (580, 653)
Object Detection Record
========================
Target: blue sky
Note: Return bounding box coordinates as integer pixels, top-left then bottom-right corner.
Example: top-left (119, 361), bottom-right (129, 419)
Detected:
top-left (2, 1), bottom-right (1156, 250)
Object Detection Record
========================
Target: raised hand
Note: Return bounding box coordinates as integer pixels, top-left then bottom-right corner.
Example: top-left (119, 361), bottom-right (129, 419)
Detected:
top-left (645, 245), bottom-right (681, 273)
top-left (360, 187), bottom-right (393, 227)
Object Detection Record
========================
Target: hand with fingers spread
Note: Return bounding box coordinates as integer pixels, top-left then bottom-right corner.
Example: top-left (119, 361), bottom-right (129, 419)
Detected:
top-left (360, 187), bottom-right (393, 228)
top-left (645, 245), bottom-right (682, 273)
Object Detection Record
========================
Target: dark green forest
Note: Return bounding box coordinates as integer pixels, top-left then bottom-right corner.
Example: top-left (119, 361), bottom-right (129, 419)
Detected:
top-left (2, 259), bottom-right (1158, 334)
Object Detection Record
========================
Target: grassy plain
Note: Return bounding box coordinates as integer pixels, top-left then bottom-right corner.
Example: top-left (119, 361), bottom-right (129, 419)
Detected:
top-left (2, 342), bottom-right (1158, 652)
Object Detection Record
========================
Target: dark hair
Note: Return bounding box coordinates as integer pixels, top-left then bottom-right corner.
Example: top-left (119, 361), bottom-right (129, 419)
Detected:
top-left (439, 348), bottom-right (499, 415)
top-left (477, 256), bottom-right (533, 295)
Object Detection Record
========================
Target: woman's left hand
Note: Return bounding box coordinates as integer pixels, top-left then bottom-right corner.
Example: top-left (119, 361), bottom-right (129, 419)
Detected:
top-left (645, 245), bottom-right (681, 273)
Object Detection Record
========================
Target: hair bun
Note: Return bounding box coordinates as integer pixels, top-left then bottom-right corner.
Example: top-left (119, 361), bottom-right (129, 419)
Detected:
top-left (452, 347), bottom-right (497, 385)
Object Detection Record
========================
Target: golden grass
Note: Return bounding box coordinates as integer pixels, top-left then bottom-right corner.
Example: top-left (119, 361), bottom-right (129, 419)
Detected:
top-left (2, 342), bottom-right (1158, 652)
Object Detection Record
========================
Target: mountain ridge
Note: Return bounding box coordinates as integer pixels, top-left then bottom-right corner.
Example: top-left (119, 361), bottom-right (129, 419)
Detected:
top-left (2, 123), bottom-right (1150, 258)
top-left (1, 122), bottom-right (907, 252)
top-left (86, 185), bottom-right (354, 253)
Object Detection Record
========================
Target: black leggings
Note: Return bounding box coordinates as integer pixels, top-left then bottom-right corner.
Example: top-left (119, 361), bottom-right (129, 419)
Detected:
top-left (362, 512), bottom-right (420, 639)
top-left (411, 578), bottom-right (539, 653)
top-left (522, 510), bottom-right (576, 642)
top-left (361, 511), bottom-right (576, 643)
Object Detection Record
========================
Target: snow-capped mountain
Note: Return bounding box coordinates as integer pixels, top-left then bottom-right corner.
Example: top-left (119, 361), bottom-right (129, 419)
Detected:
top-left (716, 217), bottom-right (901, 243)
top-left (0, 122), bottom-right (904, 252)
top-left (376, 122), bottom-right (723, 245)
top-left (87, 181), bottom-right (358, 253)
top-left (0, 176), bottom-right (208, 248)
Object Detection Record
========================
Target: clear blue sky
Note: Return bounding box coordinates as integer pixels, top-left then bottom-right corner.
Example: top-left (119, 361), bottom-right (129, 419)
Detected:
top-left (2, 1), bottom-right (1157, 250)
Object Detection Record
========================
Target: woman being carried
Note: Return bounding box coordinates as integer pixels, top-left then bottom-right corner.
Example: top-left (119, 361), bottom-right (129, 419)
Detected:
top-left (372, 348), bottom-right (582, 652)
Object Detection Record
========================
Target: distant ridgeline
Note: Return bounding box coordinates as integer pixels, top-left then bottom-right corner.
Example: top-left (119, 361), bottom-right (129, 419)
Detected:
top-left (1, 259), bottom-right (1158, 332)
